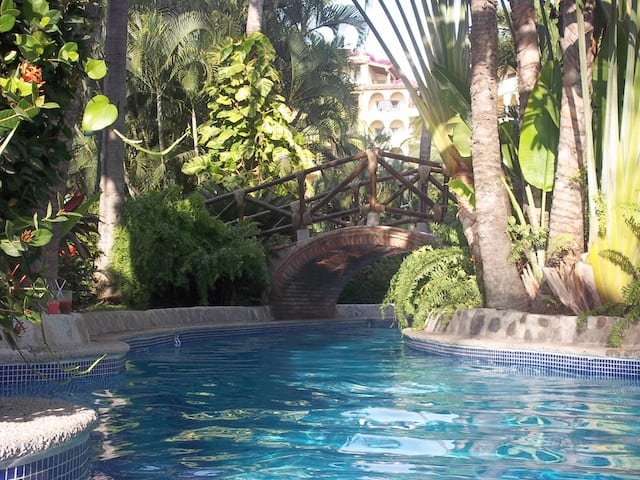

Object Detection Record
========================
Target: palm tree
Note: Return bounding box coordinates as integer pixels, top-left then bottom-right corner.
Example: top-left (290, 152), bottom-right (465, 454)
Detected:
top-left (96, 0), bottom-right (129, 294)
top-left (127, 8), bottom-right (209, 183)
top-left (509, 0), bottom-right (541, 120)
top-left (265, 0), bottom-right (368, 159)
top-left (470, 0), bottom-right (529, 309)
top-left (546, 0), bottom-right (596, 260)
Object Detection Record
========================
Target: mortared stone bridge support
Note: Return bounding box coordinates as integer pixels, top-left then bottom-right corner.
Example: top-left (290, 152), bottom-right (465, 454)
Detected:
top-left (269, 226), bottom-right (436, 320)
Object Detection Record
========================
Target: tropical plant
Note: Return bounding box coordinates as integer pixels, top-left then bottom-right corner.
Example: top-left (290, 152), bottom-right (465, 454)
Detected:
top-left (110, 188), bottom-right (269, 308)
top-left (382, 222), bottom-right (482, 330)
top-left (126, 8), bottom-right (210, 185)
top-left (244, 0), bottom-right (362, 159)
top-left (0, 0), bottom-right (109, 217)
top-left (96, 0), bottom-right (128, 295)
top-left (182, 32), bottom-right (314, 189)
top-left (588, 0), bottom-right (640, 306)
top-left (0, 204), bottom-right (82, 348)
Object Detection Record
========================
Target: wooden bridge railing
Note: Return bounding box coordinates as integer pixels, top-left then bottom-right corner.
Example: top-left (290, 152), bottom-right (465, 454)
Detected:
top-left (205, 149), bottom-right (455, 240)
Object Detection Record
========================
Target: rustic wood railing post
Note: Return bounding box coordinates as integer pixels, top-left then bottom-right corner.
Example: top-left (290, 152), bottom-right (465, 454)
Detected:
top-left (350, 181), bottom-right (360, 225)
top-left (417, 166), bottom-right (431, 232)
top-left (233, 189), bottom-right (245, 222)
top-left (293, 171), bottom-right (310, 242)
top-left (365, 149), bottom-right (380, 226)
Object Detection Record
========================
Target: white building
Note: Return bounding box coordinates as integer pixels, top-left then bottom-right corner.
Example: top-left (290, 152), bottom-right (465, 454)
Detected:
top-left (346, 51), bottom-right (419, 155)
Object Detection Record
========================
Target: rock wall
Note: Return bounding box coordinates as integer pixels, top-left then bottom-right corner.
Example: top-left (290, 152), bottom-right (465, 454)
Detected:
top-left (424, 308), bottom-right (640, 349)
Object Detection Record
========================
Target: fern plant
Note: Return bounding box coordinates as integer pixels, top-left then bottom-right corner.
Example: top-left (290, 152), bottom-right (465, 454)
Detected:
top-left (382, 221), bottom-right (482, 330)
top-left (598, 207), bottom-right (640, 346)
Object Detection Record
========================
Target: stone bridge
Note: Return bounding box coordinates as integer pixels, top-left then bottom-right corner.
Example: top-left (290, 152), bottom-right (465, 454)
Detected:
top-left (269, 226), bottom-right (436, 319)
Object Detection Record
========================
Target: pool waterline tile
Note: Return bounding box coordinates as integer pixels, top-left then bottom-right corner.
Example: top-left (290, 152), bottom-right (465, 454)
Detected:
top-left (403, 333), bottom-right (640, 380)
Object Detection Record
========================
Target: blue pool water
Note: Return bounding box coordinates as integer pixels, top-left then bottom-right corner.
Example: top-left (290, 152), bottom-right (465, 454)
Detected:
top-left (88, 325), bottom-right (640, 479)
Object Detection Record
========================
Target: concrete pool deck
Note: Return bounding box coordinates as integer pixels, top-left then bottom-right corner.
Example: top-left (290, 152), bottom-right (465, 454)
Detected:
top-left (1, 305), bottom-right (639, 480)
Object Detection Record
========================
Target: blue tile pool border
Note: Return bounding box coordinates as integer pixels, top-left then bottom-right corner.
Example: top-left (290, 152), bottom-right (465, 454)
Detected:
top-left (403, 334), bottom-right (640, 380)
top-left (0, 433), bottom-right (91, 480)
top-left (0, 355), bottom-right (126, 387)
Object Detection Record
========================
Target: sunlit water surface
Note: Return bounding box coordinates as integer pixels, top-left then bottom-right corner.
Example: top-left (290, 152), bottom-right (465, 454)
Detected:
top-left (85, 325), bottom-right (640, 479)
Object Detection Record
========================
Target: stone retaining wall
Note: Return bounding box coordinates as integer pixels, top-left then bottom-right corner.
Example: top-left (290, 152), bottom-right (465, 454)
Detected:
top-left (418, 308), bottom-right (640, 355)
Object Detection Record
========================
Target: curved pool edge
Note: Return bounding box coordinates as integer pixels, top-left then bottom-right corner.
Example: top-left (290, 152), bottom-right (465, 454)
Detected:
top-left (403, 307), bottom-right (640, 379)
top-left (0, 397), bottom-right (98, 480)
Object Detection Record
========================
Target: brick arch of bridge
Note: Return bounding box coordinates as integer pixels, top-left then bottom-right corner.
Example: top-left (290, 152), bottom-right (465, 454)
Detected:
top-left (269, 226), bottom-right (436, 320)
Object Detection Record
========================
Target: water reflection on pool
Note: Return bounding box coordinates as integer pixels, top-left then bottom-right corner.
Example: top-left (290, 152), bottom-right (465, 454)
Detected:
top-left (89, 325), bottom-right (640, 479)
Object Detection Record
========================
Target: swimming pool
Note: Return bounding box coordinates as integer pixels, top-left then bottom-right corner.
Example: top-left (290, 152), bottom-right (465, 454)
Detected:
top-left (88, 324), bottom-right (640, 479)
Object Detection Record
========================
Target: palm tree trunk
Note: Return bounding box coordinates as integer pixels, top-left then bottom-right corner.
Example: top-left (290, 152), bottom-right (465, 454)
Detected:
top-left (418, 126), bottom-right (432, 162)
top-left (156, 88), bottom-right (166, 183)
top-left (191, 102), bottom-right (199, 157)
top-left (246, 0), bottom-right (264, 34)
top-left (96, 0), bottom-right (128, 297)
top-left (470, 0), bottom-right (529, 310)
top-left (509, 0), bottom-right (541, 120)
top-left (547, 0), bottom-right (595, 260)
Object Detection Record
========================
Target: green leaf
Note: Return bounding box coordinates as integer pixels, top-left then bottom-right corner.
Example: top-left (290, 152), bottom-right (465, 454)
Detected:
top-left (217, 109), bottom-right (243, 123)
top-left (219, 63), bottom-right (244, 79)
top-left (182, 156), bottom-right (212, 176)
top-left (256, 78), bottom-right (274, 98)
top-left (0, 238), bottom-right (22, 256)
top-left (0, 0), bottom-right (16, 15)
top-left (235, 86), bottom-right (251, 102)
top-left (518, 61), bottom-right (560, 191)
top-left (0, 12), bottom-right (16, 32)
top-left (82, 94), bottom-right (117, 134)
top-left (24, 0), bottom-right (49, 19)
top-left (0, 108), bottom-right (21, 130)
top-left (58, 42), bottom-right (79, 62)
top-left (85, 58), bottom-right (107, 80)
top-left (447, 115), bottom-right (472, 158)
top-left (448, 178), bottom-right (475, 206)
top-left (28, 228), bottom-right (52, 247)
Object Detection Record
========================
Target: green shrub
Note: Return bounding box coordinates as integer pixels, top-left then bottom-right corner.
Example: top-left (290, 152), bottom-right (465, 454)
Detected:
top-left (382, 222), bottom-right (482, 330)
top-left (110, 188), bottom-right (268, 308)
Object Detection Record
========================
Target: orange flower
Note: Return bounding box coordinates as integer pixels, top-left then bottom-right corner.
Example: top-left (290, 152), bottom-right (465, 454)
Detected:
top-left (20, 229), bottom-right (34, 243)
top-left (20, 62), bottom-right (45, 86)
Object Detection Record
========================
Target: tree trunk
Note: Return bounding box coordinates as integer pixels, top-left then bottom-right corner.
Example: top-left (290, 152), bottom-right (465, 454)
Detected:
top-left (96, 0), bottom-right (128, 298)
top-left (418, 126), bottom-right (431, 162)
top-left (547, 0), bottom-right (595, 260)
top-left (246, 0), bottom-right (264, 34)
top-left (191, 102), bottom-right (199, 157)
top-left (509, 0), bottom-right (541, 120)
top-left (470, 0), bottom-right (529, 310)
top-left (156, 87), bottom-right (166, 184)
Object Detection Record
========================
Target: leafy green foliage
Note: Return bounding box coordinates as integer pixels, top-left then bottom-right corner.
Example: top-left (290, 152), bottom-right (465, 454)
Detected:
top-left (110, 188), bottom-right (269, 308)
top-left (607, 318), bottom-right (633, 349)
top-left (382, 223), bottom-right (482, 330)
top-left (56, 197), bottom-right (100, 310)
top-left (183, 33), bottom-right (314, 188)
top-left (599, 206), bottom-right (640, 318)
top-left (597, 206), bottom-right (640, 345)
top-left (0, 0), bottom-right (105, 216)
top-left (0, 205), bottom-right (81, 348)
top-left (517, 61), bottom-right (561, 192)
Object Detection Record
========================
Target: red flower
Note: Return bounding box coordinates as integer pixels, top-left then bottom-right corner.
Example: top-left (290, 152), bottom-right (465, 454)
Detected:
top-left (20, 62), bottom-right (45, 86)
